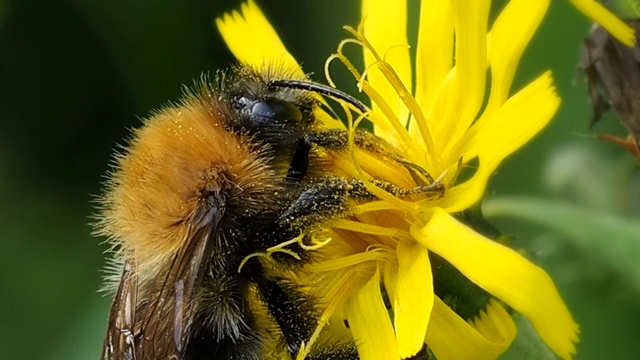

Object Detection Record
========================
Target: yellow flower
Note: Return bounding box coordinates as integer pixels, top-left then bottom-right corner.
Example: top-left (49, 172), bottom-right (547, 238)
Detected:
top-left (217, 1), bottom-right (632, 359)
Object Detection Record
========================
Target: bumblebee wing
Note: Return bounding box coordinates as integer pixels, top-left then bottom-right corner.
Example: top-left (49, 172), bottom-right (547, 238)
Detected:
top-left (135, 204), bottom-right (224, 359)
top-left (102, 260), bottom-right (138, 360)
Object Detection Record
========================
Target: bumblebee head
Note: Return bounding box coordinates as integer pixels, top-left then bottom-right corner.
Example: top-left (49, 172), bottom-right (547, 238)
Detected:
top-left (217, 65), bottom-right (366, 142)
top-left (220, 66), bottom-right (316, 138)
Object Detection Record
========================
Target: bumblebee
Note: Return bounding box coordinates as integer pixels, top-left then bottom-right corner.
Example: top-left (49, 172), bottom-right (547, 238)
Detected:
top-left (96, 65), bottom-right (438, 360)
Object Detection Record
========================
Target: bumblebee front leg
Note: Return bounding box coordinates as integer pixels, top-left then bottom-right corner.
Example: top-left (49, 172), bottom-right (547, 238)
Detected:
top-left (305, 128), bottom-right (392, 155)
top-left (279, 177), bottom-right (443, 230)
top-left (306, 128), bottom-right (437, 186)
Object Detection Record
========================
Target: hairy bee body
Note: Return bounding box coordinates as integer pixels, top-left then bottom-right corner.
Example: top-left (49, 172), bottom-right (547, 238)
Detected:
top-left (96, 64), bottom-right (439, 359)
top-left (97, 66), bottom-right (365, 360)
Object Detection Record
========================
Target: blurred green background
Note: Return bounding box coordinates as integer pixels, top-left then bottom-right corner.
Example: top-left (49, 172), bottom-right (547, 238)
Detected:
top-left (1, 0), bottom-right (638, 359)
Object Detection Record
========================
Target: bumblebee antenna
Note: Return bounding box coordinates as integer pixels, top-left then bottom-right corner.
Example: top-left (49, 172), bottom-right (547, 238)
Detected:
top-left (268, 79), bottom-right (367, 114)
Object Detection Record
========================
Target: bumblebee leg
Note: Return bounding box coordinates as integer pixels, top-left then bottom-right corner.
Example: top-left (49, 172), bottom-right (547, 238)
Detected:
top-left (286, 137), bottom-right (312, 182)
top-left (305, 128), bottom-right (390, 154)
top-left (247, 259), bottom-right (359, 359)
top-left (279, 177), bottom-right (353, 229)
top-left (280, 177), bottom-right (443, 230)
top-left (306, 128), bottom-right (436, 186)
top-left (244, 259), bottom-right (317, 357)
top-left (305, 344), bottom-right (359, 360)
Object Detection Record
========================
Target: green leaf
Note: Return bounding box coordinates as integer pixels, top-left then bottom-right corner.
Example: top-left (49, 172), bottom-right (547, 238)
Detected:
top-left (483, 196), bottom-right (640, 291)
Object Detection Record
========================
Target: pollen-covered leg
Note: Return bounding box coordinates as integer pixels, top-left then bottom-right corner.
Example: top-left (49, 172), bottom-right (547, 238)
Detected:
top-left (279, 177), bottom-right (353, 230)
top-left (306, 128), bottom-right (437, 186)
top-left (305, 128), bottom-right (396, 155)
top-left (280, 177), bottom-right (443, 230)
top-left (305, 343), bottom-right (359, 360)
top-left (249, 261), bottom-right (359, 359)
top-left (245, 259), bottom-right (317, 357)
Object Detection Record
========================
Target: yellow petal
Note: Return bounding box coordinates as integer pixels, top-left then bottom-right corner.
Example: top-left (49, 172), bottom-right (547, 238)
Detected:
top-left (442, 71), bottom-right (559, 212)
top-left (413, 209), bottom-right (579, 360)
top-left (394, 240), bottom-right (434, 358)
top-left (215, 0), bottom-right (303, 76)
top-left (361, 0), bottom-right (412, 135)
top-left (347, 268), bottom-right (400, 360)
top-left (445, 0), bottom-right (550, 163)
top-left (436, 0), bottom-right (490, 153)
top-left (426, 297), bottom-right (514, 360)
top-left (470, 299), bottom-right (517, 346)
top-left (382, 261), bottom-right (398, 304)
top-left (569, 0), bottom-right (635, 46)
top-left (484, 0), bottom-right (550, 118)
top-left (411, 1), bottom-right (454, 142)
top-left (315, 107), bottom-right (347, 130)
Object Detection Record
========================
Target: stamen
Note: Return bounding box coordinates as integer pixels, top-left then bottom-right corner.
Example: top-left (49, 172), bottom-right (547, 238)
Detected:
top-left (296, 270), bottom-right (365, 360)
top-left (238, 237), bottom-right (303, 273)
top-left (330, 219), bottom-right (412, 240)
top-left (336, 37), bottom-right (365, 79)
top-left (347, 54), bottom-right (414, 148)
top-left (237, 253), bottom-right (264, 273)
top-left (308, 251), bottom-right (382, 272)
top-left (333, 98), bottom-right (409, 211)
top-left (345, 26), bottom-right (440, 170)
top-left (344, 108), bottom-right (417, 213)
top-left (265, 237), bottom-right (302, 260)
top-left (351, 201), bottom-right (403, 214)
top-left (358, 78), bottom-right (414, 152)
top-left (270, 248), bottom-right (301, 260)
top-left (382, 44), bottom-right (411, 63)
top-left (324, 54), bottom-right (340, 88)
top-left (365, 243), bottom-right (393, 254)
top-left (298, 234), bottom-right (333, 251)
top-left (329, 50), bottom-right (418, 211)
top-left (329, 39), bottom-right (402, 140)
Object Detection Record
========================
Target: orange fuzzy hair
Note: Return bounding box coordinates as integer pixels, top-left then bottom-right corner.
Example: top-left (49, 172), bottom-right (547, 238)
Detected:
top-left (95, 86), bottom-right (279, 281)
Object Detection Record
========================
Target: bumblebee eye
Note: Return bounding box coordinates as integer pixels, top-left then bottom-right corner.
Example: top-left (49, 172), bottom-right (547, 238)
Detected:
top-left (235, 96), bottom-right (303, 126)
